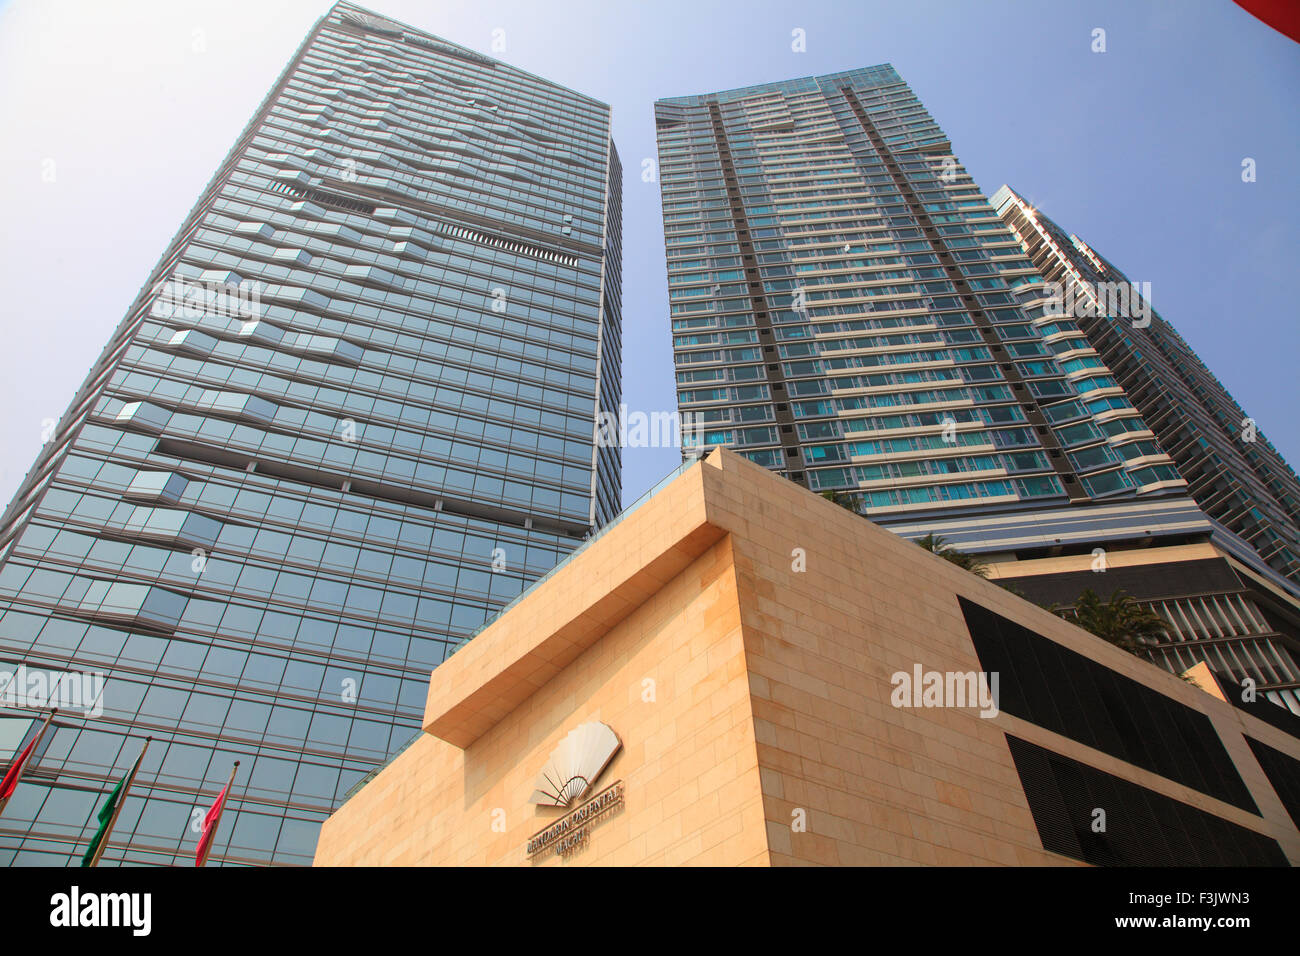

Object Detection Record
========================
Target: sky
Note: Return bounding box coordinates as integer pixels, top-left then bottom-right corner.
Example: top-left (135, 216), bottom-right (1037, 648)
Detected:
top-left (0, 0), bottom-right (1296, 510)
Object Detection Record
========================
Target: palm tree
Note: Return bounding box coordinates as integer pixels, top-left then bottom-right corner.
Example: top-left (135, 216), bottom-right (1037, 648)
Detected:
top-left (914, 533), bottom-right (989, 578)
top-left (820, 490), bottom-right (859, 513)
top-left (1051, 588), bottom-right (1167, 659)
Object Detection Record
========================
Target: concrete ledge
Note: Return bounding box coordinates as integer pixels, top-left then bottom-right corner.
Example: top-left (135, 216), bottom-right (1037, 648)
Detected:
top-left (424, 460), bottom-right (724, 747)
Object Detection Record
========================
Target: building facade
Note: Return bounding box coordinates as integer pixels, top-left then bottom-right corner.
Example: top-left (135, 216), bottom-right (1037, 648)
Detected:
top-left (315, 450), bottom-right (1300, 867)
top-left (656, 66), bottom-right (1187, 522)
top-left (987, 538), bottom-right (1300, 716)
top-left (654, 67), bottom-right (1300, 718)
top-left (0, 2), bottom-right (621, 865)
top-left (991, 185), bottom-right (1300, 586)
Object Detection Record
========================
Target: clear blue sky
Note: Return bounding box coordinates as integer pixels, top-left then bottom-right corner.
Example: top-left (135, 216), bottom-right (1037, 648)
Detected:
top-left (0, 0), bottom-right (1295, 509)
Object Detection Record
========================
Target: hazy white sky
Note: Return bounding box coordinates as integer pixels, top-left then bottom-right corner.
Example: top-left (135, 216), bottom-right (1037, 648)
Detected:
top-left (0, 0), bottom-right (1296, 511)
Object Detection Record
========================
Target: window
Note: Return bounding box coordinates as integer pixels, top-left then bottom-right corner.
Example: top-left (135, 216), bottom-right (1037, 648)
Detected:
top-left (1006, 736), bottom-right (1285, 866)
top-left (959, 597), bottom-right (1256, 812)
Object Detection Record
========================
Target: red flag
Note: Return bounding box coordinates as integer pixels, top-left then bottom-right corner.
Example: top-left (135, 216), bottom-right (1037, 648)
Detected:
top-left (1236, 1), bottom-right (1300, 45)
top-left (195, 782), bottom-right (230, 866)
top-left (0, 735), bottom-right (39, 800)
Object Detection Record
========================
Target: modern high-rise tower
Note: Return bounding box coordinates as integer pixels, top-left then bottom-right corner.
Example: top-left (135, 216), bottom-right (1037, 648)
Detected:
top-left (656, 67), bottom-right (1190, 537)
top-left (654, 67), bottom-right (1300, 714)
top-left (0, 2), bottom-right (621, 865)
top-left (991, 185), bottom-right (1300, 585)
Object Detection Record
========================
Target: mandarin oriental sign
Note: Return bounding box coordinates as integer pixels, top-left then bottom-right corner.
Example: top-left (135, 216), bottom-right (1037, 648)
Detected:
top-left (525, 780), bottom-right (624, 859)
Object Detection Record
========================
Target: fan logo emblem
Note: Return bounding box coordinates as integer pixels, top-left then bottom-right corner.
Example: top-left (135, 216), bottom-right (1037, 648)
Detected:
top-left (526, 722), bottom-right (625, 859)
top-left (530, 721), bottom-right (621, 808)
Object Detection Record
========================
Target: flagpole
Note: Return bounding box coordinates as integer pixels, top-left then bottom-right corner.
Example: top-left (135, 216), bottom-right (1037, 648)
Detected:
top-left (0, 708), bottom-right (57, 821)
top-left (197, 761), bottom-right (239, 868)
top-left (87, 736), bottom-right (150, 868)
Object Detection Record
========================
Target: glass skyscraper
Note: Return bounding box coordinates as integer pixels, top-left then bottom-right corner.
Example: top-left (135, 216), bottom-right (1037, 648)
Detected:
top-left (654, 67), bottom-right (1300, 714)
top-left (992, 185), bottom-right (1300, 585)
top-left (656, 66), bottom-right (1190, 527)
top-left (0, 2), bottom-right (621, 865)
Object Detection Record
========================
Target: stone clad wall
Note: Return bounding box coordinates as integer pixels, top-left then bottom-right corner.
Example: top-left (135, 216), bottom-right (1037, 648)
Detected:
top-left (702, 451), bottom-right (1299, 866)
top-left (703, 452), bottom-right (1065, 864)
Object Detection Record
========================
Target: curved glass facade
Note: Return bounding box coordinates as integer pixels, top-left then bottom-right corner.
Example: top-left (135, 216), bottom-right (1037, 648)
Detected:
top-left (0, 2), bottom-right (621, 865)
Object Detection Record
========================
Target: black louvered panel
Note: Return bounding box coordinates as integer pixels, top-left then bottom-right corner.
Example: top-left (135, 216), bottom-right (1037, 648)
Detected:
top-left (1006, 735), bottom-right (1288, 867)
top-left (959, 597), bottom-right (1258, 813)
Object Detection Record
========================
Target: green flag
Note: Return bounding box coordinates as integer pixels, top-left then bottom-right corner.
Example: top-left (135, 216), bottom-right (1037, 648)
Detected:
top-left (80, 753), bottom-right (141, 867)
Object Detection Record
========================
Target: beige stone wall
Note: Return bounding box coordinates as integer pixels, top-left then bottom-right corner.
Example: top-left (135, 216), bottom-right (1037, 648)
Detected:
top-left (982, 541), bottom-right (1222, 579)
top-left (315, 449), bottom-right (1300, 866)
top-left (700, 450), bottom-right (1299, 866)
top-left (694, 452), bottom-right (1061, 864)
top-left (316, 529), bottom-right (770, 865)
